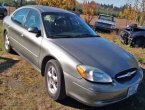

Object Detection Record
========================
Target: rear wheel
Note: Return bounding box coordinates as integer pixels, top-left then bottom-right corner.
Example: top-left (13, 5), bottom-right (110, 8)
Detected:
top-left (4, 31), bottom-right (13, 53)
top-left (45, 59), bottom-right (66, 101)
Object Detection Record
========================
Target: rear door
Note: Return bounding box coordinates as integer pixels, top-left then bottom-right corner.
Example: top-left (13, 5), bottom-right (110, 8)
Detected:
top-left (8, 8), bottom-right (30, 54)
top-left (20, 9), bottom-right (43, 66)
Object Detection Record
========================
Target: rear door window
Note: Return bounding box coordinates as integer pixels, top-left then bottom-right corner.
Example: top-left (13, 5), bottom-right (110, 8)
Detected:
top-left (12, 8), bottom-right (29, 25)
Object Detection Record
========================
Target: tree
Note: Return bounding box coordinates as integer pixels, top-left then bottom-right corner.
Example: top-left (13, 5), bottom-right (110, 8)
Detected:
top-left (137, 0), bottom-right (145, 25)
top-left (36, 0), bottom-right (76, 11)
top-left (119, 4), bottom-right (137, 25)
top-left (82, 0), bottom-right (97, 24)
top-left (13, 0), bottom-right (24, 8)
top-left (119, 0), bottom-right (145, 26)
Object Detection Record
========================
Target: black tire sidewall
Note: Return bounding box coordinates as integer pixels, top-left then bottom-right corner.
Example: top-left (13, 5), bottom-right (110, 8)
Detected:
top-left (45, 59), bottom-right (65, 101)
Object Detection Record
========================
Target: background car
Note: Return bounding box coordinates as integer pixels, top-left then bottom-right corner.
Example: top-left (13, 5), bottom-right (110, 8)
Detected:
top-left (119, 24), bottom-right (145, 48)
top-left (0, 3), bottom-right (7, 18)
top-left (95, 14), bottom-right (116, 32)
top-left (3, 5), bottom-right (143, 107)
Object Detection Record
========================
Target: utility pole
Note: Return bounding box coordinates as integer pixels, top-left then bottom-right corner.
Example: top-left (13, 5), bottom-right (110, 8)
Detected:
top-left (20, 0), bottom-right (22, 7)
top-left (9, 0), bottom-right (10, 15)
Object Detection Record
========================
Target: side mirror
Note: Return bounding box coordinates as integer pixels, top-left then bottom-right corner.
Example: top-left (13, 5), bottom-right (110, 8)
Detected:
top-left (28, 27), bottom-right (40, 34)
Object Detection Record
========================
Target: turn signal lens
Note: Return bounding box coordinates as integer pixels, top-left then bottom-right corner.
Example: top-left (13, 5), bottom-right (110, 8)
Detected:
top-left (77, 65), bottom-right (86, 78)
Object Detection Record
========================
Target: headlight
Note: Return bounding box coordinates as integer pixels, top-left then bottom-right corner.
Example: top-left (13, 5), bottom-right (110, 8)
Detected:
top-left (77, 65), bottom-right (112, 83)
top-left (111, 25), bottom-right (115, 29)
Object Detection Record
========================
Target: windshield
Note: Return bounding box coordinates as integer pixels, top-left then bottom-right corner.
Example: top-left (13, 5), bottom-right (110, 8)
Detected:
top-left (99, 15), bottom-right (114, 22)
top-left (42, 12), bottom-right (97, 38)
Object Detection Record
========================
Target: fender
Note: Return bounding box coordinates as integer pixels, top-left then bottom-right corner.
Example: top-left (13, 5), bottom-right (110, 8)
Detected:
top-left (131, 31), bottom-right (145, 40)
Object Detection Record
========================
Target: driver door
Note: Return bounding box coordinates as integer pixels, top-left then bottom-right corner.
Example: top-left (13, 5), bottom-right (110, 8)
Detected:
top-left (20, 9), bottom-right (43, 67)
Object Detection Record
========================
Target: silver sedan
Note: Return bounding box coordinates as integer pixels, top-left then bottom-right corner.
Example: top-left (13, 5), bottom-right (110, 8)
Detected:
top-left (3, 5), bottom-right (143, 107)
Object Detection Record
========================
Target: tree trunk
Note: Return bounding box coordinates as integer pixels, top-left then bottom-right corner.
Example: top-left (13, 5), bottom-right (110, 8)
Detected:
top-left (20, 0), bottom-right (23, 7)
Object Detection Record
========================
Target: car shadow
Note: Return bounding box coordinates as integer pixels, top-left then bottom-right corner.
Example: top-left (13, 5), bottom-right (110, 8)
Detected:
top-left (59, 68), bottom-right (145, 110)
top-left (11, 50), bottom-right (19, 55)
top-left (0, 56), bottom-right (19, 73)
top-left (96, 28), bottom-right (119, 35)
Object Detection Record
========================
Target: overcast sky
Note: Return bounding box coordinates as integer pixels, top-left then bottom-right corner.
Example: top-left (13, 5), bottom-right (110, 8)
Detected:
top-left (77, 0), bottom-right (129, 7)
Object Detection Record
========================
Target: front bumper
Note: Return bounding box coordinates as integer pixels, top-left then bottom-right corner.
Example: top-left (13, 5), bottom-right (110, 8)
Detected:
top-left (64, 68), bottom-right (143, 107)
top-left (95, 25), bottom-right (115, 31)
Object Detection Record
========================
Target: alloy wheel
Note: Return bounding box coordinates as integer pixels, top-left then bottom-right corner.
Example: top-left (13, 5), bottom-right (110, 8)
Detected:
top-left (47, 66), bottom-right (58, 95)
top-left (5, 33), bottom-right (10, 50)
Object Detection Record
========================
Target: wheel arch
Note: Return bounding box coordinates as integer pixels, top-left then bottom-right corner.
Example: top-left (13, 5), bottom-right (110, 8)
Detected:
top-left (41, 55), bottom-right (62, 76)
top-left (3, 29), bottom-right (7, 35)
top-left (3, 28), bottom-right (9, 37)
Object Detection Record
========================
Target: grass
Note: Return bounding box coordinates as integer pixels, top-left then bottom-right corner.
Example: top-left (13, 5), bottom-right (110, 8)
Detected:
top-left (0, 21), bottom-right (145, 110)
top-left (0, 21), bottom-right (5, 54)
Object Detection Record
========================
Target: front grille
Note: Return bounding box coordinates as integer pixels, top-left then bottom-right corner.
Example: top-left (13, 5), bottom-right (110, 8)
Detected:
top-left (115, 68), bottom-right (137, 83)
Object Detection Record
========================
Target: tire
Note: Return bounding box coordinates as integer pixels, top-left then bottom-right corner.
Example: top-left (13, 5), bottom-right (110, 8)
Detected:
top-left (3, 10), bottom-right (7, 18)
top-left (45, 59), bottom-right (66, 101)
top-left (4, 31), bottom-right (13, 53)
top-left (124, 38), bottom-right (128, 44)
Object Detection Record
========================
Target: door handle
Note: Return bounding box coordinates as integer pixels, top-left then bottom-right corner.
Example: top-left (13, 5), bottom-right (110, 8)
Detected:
top-left (21, 34), bottom-right (24, 37)
top-left (8, 25), bottom-right (11, 28)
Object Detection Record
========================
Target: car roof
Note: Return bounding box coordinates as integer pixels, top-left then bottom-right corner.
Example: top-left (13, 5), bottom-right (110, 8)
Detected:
top-left (23, 5), bottom-right (74, 14)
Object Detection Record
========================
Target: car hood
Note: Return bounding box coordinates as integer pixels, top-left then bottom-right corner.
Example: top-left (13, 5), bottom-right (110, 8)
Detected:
top-left (52, 37), bottom-right (138, 77)
top-left (97, 19), bottom-right (115, 25)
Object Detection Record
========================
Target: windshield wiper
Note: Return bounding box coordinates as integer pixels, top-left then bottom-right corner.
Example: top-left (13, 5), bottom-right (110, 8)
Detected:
top-left (49, 34), bottom-right (100, 38)
top-left (49, 34), bottom-right (75, 38)
top-left (76, 34), bottom-right (100, 38)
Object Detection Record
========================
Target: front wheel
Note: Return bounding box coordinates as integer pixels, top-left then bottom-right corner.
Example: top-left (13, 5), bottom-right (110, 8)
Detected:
top-left (45, 59), bottom-right (66, 101)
